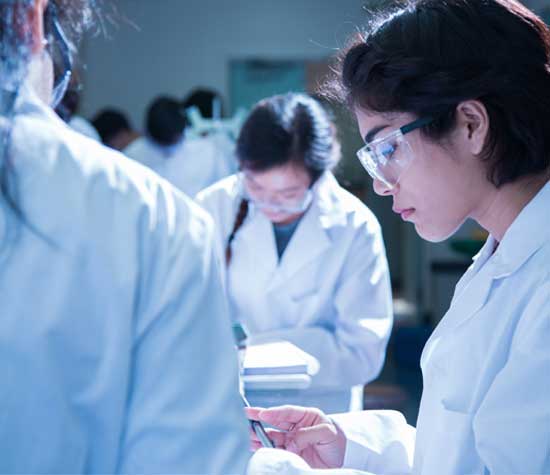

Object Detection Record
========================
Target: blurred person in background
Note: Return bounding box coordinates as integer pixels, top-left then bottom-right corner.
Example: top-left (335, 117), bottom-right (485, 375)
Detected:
top-left (183, 87), bottom-right (238, 176)
top-left (125, 95), bottom-right (226, 197)
top-left (197, 93), bottom-right (393, 414)
top-left (92, 107), bottom-right (140, 151)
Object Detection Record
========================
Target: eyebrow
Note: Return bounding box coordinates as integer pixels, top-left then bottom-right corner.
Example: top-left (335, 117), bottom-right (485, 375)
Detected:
top-left (364, 125), bottom-right (389, 143)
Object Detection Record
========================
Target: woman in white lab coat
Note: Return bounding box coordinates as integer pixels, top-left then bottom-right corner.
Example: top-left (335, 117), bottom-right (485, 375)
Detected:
top-left (124, 96), bottom-right (228, 197)
top-left (246, 1), bottom-right (550, 474)
top-left (0, 1), bottom-right (248, 473)
top-left (197, 93), bottom-right (393, 413)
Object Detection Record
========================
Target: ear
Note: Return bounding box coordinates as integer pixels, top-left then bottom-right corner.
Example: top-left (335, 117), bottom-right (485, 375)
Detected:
top-left (27, 0), bottom-right (49, 53)
top-left (454, 100), bottom-right (489, 156)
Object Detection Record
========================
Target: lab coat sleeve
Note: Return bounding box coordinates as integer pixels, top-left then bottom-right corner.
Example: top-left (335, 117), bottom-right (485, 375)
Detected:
top-left (245, 411), bottom-right (415, 475)
top-left (116, 182), bottom-right (249, 474)
top-left (251, 219), bottom-right (393, 389)
top-left (194, 192), bottom-right (233, 292)
top-left (472, 280), bottom-right (550, 473)
top-left (333, 410), bottom-right (415, 474)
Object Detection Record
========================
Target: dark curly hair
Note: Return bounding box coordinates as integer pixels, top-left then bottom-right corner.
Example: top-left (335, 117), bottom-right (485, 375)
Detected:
top-left (325, 0), bottom-right (550, 187)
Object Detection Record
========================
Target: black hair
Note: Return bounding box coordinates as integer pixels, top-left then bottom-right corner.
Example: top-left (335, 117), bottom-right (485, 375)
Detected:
top-left (326, 0), bottom-right (550, 187)
top-left (182, 88), bottom-right (223, 119)
top-left (92, 108), bottom-right (132, 144)
top-left (236, 93), bottom-right (339, 182)
top-left (146, 96), bottom-right (187, 146)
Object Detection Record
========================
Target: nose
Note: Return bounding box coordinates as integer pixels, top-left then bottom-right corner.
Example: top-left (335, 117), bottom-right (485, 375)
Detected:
top-left (373, 178), bottom-right (396, 196)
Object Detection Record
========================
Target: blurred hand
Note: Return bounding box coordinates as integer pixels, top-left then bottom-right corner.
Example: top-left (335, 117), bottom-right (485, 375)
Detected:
top-left (245, 405), bottom-right (346, 469)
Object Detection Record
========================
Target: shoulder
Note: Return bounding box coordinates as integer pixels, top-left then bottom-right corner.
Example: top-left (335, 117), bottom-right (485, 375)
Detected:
top-left (196, 174), bottom-right (240, 206)
top-left (185, 135), bottom-right (217, 149)
top-left (523, 242), bottom-right (550, 306)
top-left (13, 103), bottom-right (206, 247)
top-left (317, 173), bottom-right (382, 236)
top-left (123, 136), bottom-right (149, 160)
top-left (515, 236), bottom-right (550, 293)
top-left (183, 136), bottom-right (218, 156)
top-left (508, 244), bottom-right (550, 350)
top-left (68, 115), bottom-right (101, 141)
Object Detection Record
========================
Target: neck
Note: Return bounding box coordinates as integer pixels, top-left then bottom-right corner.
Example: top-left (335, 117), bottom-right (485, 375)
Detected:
top-left (472, 174), bottom-right (549, 242)
top-left (26, 52), bottom-right (54, 105)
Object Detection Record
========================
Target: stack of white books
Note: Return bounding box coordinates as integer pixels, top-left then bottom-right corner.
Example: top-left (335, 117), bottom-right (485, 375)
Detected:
top-left (242, 341), bottom-right (319, 390)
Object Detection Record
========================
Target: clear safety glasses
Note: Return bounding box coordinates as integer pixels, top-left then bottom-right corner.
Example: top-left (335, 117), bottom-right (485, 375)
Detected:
top-left (356, 116), bottom-right (435, 189)
top-left (238, 172), bottom-right (314, 215)
top-left (44, 2), bottom-right (73, 108)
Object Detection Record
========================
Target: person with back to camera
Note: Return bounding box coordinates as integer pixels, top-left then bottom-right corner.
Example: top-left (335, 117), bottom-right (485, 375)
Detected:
top-left (197, 92), bottom-right (393, 414)
top-left (0, 0), bottom-right (249, 473)
top-left (245, 1), bottom-right (550, 474)
top-left (124, 95), bottom-right (225, 197)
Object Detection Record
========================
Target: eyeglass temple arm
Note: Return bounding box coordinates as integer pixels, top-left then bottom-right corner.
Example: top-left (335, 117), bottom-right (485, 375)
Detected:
top-left (400, 116), bottom-right (435, 135)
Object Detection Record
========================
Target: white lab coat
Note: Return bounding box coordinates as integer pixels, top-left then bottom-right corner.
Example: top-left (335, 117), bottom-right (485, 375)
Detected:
top-left (0, 86), bottom-right (249, 474)
top-left (197, 173), bottom-right (393, 413)
top-left (248, 180), bottom-right (550, 475)
top-left (186, 128), bottom-right (239, 177)
top-left (124, 134), bottom-right (229, 197)
top-left (68, 114), bottom-right (101, 141)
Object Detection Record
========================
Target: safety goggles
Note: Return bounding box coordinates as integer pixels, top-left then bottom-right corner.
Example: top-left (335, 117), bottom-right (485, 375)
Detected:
top-left (238, 172), bottom-right (313, 215)
top-left (44, 2), bottom-right (73, 108)
top-left (356, 116), bottom-right (435, 189)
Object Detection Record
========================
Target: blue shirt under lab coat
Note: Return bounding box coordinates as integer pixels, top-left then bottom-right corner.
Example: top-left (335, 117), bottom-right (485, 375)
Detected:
top-left (0, 88), bottom-right (249, 474)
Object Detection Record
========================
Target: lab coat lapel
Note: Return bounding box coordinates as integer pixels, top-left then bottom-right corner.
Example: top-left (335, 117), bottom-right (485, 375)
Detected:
top-left (446, 266), bottom-right (495, 331)
top-left (428, 237), bottom-right (497, 344)
top-left (268, 204), bottom-right (331, 291)
top-left (238, 206), bottom-right (279, 274)
top-left (266, 173), bottom-right (341, 293)
top-left (421, 250), bottom-right (496, 377)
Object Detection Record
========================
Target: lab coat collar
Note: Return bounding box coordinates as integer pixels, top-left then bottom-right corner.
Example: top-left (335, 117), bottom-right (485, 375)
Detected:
top-left (269, 172), bottom-right (344, 290)
top-left (487, 180), bottom-right (550, 279)
top-left (431, 180), bottom-right (550, 338)
top-left (238, 206), bottom-right (279, 274)
top-left (313, 172), bottom-right (350, 229)
top-left (271, 193), bottom-right (331, 289)
top-left (14, 82), bottom-right (63, 126)
top-left (240, 172), bottom-right (345, 290)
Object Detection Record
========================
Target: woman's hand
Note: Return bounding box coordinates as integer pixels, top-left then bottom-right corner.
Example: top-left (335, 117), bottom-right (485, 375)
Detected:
top-left (246, 405), bottom-right (346, 469)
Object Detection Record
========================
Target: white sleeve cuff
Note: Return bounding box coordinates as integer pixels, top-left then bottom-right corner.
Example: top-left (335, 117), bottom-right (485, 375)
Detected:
top-left (331, 410), bottom-right (415, 474)
top-left (331, 416), bottom-right (370, 469)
